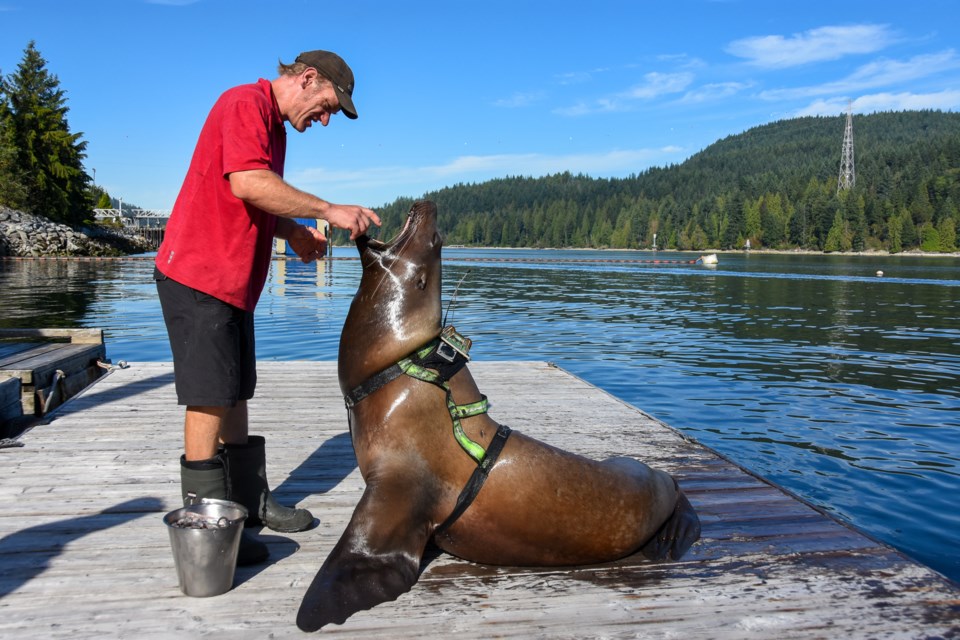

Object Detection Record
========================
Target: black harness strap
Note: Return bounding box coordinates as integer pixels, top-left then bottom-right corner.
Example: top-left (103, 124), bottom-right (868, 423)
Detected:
top-left (343, 338), bottom-right (470, 409)
top-left (344, 363), bottom-right (405, 408)
top-left (433, 423), bottom-right (513, 538)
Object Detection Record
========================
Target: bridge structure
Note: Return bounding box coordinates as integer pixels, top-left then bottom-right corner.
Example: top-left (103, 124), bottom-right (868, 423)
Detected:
top-left (91, 210), bottom-right (331, 256)
top-left (93, 209), bottom-right (170, 248)
top-left (93, 208), bottom-right (170, 228)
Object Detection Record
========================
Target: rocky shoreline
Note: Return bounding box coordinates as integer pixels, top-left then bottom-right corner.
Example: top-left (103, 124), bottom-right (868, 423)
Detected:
top-left (0, 206), bottom-right (154, 257)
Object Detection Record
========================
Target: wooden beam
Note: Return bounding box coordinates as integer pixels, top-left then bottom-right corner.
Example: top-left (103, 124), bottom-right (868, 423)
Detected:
top-left (0, 328), bottom-right (104, 345)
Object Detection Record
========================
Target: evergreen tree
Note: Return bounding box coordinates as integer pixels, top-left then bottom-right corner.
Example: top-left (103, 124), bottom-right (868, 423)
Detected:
top-left (937, 217), bottom-right (956, 252)
top-left (4, 41), bottom-right (91, 224)
top-left (920, 223), bottom-right (941, 252)
top-left (824, 210), bottom-right (851, 252)
top-left (900, 209), bottom-right (918, 249)
top-left (847, 192), bottom-right (867, 252)
top-left (0, 71), bottom-right (28, 210)
top-left (887, 215), bottom-right (903, 253)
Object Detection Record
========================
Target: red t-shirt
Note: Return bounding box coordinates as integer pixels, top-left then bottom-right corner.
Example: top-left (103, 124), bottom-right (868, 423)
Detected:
top-left (156, 78), bottom-right (286, 311)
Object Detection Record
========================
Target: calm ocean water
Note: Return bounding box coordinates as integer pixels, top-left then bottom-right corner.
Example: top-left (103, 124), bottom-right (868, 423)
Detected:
top-left (1, 248), bottom-right (958, 583)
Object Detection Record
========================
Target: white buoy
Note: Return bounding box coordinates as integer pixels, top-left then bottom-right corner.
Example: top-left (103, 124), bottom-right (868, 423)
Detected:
top-left (876, 270), bottom-right (884, 277)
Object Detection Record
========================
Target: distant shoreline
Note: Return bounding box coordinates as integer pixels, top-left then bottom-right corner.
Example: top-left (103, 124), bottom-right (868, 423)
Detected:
top-left (439, 245), bottom-right (960, 259)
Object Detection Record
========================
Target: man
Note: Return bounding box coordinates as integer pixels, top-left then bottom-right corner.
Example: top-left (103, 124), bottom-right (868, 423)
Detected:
top-left (155, 50), bottom-right (380, 565)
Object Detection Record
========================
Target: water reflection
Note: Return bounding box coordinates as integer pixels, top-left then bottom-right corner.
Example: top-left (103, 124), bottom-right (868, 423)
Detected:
top-left (1, 251), bottom-right (959, 583)
top-left (0, 259), bottom-right (118, 327)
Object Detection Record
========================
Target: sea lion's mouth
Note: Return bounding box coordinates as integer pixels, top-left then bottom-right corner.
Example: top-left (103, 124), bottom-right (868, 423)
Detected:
top-left (356, 201), bottom-right (436, 256)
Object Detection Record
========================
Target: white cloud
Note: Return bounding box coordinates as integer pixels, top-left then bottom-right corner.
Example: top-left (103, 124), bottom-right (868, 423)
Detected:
top-left (656, 54), bottom-right (706, 70)
top-left (555, 67), bottom-right (610, 85)
top-left (494, 91), bottom-right (546, 108)
top-left (554, 72), bottom-right (694, 116)
top-left (793, 90), bottom-right (960, 117)
top-left (681, 81), bottom-right (752, 103)
top-left (622, 71), bottom-right (695, 99)
top-left (289, 147), bottom-right (685, 204)
top-left (727, 24), bottom-right (896, 68)
top-left (759, 50), bottom-right (960, 100)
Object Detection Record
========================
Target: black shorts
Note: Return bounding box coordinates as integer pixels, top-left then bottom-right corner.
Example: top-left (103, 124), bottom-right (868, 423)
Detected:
top-left (155, 268), bottom-right (256, 406)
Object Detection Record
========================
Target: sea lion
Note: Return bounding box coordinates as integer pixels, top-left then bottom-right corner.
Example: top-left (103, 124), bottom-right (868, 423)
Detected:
top-left (297, 200), bottom-right (700, 631)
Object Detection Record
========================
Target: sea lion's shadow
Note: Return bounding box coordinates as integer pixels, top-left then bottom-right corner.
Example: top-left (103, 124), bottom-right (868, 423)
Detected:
top-left (233, 432), bottom-right (356, 582)
top-left (274, 430), bottom-right (357, 507)
top-left (419, 541), bottom-right (445, 572)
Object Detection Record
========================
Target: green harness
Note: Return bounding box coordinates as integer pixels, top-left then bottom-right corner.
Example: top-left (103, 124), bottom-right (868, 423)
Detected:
top-left (396, 343), bottom-right (490, 463)
top-left (343, 326), bottom-right (514, 536)
top-left (345, 326), bottom-right (491, 464)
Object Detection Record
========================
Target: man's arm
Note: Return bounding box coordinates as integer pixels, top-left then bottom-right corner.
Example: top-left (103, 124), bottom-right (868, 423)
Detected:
top-left (275, 217), bottom-right (328, 263)
top-left (229, 169), bottom-right (379, 239)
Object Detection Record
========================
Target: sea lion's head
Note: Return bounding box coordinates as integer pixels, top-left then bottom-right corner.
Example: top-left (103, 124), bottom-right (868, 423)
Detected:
top-left (338, 200), bottom-right (444, 390)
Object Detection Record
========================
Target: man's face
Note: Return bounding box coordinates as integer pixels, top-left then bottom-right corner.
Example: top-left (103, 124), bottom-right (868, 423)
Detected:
top-left (289, 76), bottom-right (341, 132)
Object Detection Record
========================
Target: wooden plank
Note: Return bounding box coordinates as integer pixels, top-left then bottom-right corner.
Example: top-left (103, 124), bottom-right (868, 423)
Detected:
top-left (0, 343), bottom-right (63, 377)
top-left (1, 343), bottom-right (105, 381)
top-left (0, 361), bottom-right (956, 640)
top-left (0, 342), bottom-right (105, 416)
top-left (0, 342), bottom-right (45, 362)
top-left (0, 327), bottom-right (103, 344)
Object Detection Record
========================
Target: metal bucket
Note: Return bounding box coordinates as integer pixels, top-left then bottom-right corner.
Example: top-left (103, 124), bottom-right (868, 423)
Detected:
top-left (163, 498), bottom-right (247, 597)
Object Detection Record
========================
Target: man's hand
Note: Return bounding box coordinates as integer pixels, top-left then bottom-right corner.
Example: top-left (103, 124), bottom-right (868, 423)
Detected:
top-left (228, 170), bottom-right (380, 239)
top-left (324, 204), bottom-right (381, 240)
top-left (288, 224), bottom-right (328, 263)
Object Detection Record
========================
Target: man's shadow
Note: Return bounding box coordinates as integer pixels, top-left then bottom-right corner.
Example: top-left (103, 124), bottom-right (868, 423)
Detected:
top-left (269, 430), bottom-right (356, 513)
top-left (0, 497), bottom-right (164, 600)
top-left (236, 431), bottom-right (357, 581)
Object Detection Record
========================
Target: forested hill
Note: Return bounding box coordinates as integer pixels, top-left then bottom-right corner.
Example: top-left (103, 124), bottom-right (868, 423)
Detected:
top-left (365, 110), bottom-right (960, 253)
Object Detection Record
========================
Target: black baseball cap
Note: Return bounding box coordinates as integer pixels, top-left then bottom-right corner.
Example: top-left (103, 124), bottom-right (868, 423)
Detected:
top-left (295, 50), bottom-right (358, 119)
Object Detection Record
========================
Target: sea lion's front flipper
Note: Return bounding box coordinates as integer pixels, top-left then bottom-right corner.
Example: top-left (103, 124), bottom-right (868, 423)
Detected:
top-left (297, 478), bottom-right (432, 632)
top-left (640, 485), bottom-right (701, 561)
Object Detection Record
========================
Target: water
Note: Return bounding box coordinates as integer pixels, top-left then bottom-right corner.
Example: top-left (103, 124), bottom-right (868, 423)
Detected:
top-left (2, 248), bottom-right (959, 583)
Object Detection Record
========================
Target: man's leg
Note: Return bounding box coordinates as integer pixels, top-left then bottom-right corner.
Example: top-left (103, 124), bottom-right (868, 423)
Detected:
top-left (183, 401), bottom-right (250, 461)
top-left (157, 272), bottom-right (268, 564)
top-left (184, 405), bottom-right (228, 461)
top-left (220, 401), bottom-right (249, 445)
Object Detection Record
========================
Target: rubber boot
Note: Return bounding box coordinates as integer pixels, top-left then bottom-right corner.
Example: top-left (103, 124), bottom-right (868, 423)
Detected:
top-left (222, 435), bottom-right (314, 533)
top-left (179, 455), bottom-right (269, 566)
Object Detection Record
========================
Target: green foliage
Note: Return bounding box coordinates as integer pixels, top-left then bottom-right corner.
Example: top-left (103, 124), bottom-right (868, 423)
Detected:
top-left (920, 224), bottom-right (941, 252)
top-left (887, 215), bottom-right (903, 253)
top-left (938, 217), bottom-right (956, 252)
top-left (824, 210), bottom-right (852, 252)
top-left (0, 73), bottom-right (27, 209)
top-left (370, 111), bottom-right (960, 253)
top-left (0, 41), bottom-right (91, 224)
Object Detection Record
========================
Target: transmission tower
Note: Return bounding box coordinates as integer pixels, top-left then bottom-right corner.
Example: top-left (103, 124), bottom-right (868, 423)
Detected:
top-left (837, 102), bottom-right (855, 194)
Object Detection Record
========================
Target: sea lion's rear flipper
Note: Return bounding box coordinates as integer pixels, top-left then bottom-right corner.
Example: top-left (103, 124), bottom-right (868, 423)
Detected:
top-left (297, 480), bottom-right (431, 632)
top-left (640, 486), bottom-right (701, 561)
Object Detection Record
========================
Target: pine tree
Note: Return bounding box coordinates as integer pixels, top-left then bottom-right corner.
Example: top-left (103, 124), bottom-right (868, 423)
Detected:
top-left (5, 41), bottom-right (91, 224)
top-left (920, 223), bottom-right (941, 252)
top-left (937, 217), bottom-right (956, 252)
top-left (887, 215), bottom-right (903, 253)
top-left (0, 69), bottom-right (28, 209)
top-left (824, 210), bottom-right (851, 252)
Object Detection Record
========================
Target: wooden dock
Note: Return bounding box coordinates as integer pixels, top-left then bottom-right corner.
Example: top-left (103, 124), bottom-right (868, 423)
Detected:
top-left (0, 328), bottom-right (107, 433)
top-left (0, 362), bottom-right (957, 639)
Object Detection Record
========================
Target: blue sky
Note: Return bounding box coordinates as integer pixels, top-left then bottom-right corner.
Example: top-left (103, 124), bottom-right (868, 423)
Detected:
top-left (2, 0), bottom-right (959, 211)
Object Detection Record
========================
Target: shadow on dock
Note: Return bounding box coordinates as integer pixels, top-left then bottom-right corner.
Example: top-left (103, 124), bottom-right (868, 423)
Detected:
top-left (0, 497), bottom-right (164, 600)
